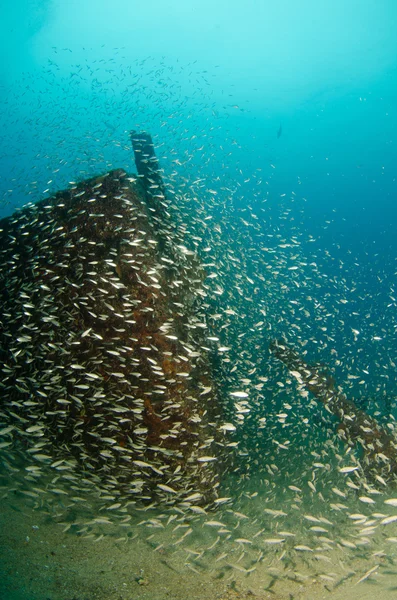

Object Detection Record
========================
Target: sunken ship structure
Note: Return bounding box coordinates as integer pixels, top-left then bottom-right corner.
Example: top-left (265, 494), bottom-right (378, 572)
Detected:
top-left (271, 339), bottom-right (397, 483)
top-left (0, 132), bottom-right (225, 507)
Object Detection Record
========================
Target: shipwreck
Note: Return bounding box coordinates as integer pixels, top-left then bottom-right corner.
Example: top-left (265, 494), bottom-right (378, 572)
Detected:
top-left (0, 132), bottom-right (224, 506)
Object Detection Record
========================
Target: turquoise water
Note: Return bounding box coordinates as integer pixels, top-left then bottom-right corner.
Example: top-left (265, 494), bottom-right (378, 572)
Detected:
top-left (1, 2), bottom-right (397, 599)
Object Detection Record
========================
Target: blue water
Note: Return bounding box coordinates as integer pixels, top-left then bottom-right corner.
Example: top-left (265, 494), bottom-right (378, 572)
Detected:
top-left (2, 1), bottom-right (397, 234)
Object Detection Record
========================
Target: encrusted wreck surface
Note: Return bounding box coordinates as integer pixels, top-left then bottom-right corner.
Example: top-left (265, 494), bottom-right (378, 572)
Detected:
top-left (0, 160), bottom-right (224, 506)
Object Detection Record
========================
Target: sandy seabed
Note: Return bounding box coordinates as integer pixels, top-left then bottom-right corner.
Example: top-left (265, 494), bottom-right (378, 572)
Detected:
top-left (1, 490), bottom-right (397, 600)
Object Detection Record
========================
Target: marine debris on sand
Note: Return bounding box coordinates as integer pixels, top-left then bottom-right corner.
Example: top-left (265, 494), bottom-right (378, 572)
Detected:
top-left (270, 338), bottom-right (397, 481)
top-left (0, 132), bottom-right (229, 507)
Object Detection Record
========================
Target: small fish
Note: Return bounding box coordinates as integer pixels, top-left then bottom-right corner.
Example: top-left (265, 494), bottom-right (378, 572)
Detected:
top-left (355, 565), bottom-right (379, 585)
top-left (339, 466), bottom-right (359, 474)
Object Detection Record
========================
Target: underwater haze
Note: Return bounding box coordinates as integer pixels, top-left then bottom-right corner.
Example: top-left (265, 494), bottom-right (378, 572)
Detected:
top-left (1, 1), bottom-right (397, 599)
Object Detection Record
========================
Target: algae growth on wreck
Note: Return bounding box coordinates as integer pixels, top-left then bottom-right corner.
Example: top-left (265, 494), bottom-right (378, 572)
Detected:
top-left (0, 146), bottom-right (223, 506)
